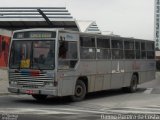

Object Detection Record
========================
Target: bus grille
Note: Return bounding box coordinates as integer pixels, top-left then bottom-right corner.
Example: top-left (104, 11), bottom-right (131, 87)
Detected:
top-left (9, 71), bottom-right (53, 88)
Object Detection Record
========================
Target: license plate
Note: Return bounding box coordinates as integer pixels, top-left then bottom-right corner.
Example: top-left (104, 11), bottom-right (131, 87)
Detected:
top-left (25, 90), bottom-right (34, 94)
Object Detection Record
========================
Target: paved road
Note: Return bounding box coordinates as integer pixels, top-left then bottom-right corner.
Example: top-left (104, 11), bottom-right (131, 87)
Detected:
top-left (1, 88), bottom-right (160, 120)
top-left (1, 71), bottom-right (160, 119)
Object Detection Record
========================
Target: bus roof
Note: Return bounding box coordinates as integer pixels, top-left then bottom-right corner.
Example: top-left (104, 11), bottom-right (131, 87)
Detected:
top-left (13, 28), bottom-right (154, 42)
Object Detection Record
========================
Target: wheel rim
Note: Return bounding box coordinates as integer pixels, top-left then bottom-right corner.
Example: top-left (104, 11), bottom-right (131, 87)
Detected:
top-left (75, 85), bottom-right (83, 97)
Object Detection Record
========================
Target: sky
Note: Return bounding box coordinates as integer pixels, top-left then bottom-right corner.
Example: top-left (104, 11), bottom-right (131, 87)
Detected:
top-left (0, 0), bottom-right (155, 40)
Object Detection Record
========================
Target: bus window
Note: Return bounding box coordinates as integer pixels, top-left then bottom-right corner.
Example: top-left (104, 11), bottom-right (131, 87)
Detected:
top-left (80, 36), bottom-right (96, 59)
top-left (97, 37), bottom-right (111, 59)
top-left (9, 41), bottom-right (31, 69)
top-left (141, 42), bottom-right (146, 59)
top-left (111, 39), bottom-right (123, 59)
top-left (59, 41), bottom-right (68, 59)
top-left (124, 40), bottom-right (135, 59)
top-left (112, 49), bottom-right (123, 59)
top-left (80, 37), bottom-right (95, 47)
top-left (58, 41), bottom-right (78, 69)
top-left (32, 41), bottom-right (55, 69)
top-left (9, 40), bottom-right (55, 69)
top-left (135, 41), bottom-right (140, 59)
top-left (112, 39), bottom-right (123, 49)
top-left (97, 37), bottom-right (110, 48)
top-left (124, 41), bottom-right (134, 49)
top-left (141, 42), bottom-right (146, 50)
top-left (147, 51), bottom-right (155, 59)
top-left (141, 51), bottom-right (146, 59)
top-left (146, 41), bottom-right (155, 59)
top-left (146, 42), bottom-right (154, 51)
top-left (80, 48), bottom-right (96, 59)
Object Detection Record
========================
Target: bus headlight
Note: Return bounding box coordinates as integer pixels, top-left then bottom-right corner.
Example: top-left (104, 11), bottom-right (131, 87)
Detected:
top-left (10, 81), bottom-right (17, 85)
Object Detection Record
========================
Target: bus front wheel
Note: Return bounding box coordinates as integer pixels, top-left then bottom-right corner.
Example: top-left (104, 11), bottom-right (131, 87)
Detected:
top-left (32, 94), bottom-right (47, 101)
top-left (71, 80), bottom-right (86, 102)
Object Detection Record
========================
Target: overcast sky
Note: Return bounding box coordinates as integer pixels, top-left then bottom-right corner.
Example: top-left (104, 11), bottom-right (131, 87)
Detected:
top-left (0, 0), bottom-right (155, 40)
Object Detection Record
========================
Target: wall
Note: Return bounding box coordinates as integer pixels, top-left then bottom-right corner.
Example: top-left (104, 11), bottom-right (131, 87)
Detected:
top-left (0, 35), bottom-right (11, 67)
top-left (0, 29), bottom-right (12, 67)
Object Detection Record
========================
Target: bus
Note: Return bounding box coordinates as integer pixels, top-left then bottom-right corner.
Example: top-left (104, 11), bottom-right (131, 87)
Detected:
top-left (8, 28), bottom-right (156, 101)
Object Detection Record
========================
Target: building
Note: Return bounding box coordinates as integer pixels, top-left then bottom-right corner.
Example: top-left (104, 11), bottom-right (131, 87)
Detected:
top-left (76, 20), bottom-right (101, 34)
top-left (155, 0), bottom-right (160, 50)
top-left (0, 29), bottom-right (12, 67)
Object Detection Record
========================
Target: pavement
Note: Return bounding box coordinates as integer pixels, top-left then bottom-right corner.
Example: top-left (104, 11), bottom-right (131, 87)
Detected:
top-left (138, 72), bottom-right (160, 94)
top-left (0, 78), bottom-right (9, 95)
top-left (0, 68), bottom-right (9, 95)
top-left (139, 72), bottom-right (160, 88)
top-left (0, 69), bottom-right (160, 95)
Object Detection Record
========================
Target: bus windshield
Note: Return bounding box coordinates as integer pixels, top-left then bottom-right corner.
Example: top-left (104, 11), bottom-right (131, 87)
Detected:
top-left (9, 40), bottom-right (55, 70)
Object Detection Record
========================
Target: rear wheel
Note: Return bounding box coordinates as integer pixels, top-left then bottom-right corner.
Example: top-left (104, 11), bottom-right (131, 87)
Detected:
top-left (70, 80), bottom-right (86, 102)
top-left (123, 75), bottom-right (138, 93)
top-left (32, 94), bottom-right (47, 101)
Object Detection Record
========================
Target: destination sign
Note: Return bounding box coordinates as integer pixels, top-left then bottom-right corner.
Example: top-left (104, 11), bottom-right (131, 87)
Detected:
top-left (13, 31), bottom-right (56, 39)
top-left (29, 32), bottom-right (52, 38)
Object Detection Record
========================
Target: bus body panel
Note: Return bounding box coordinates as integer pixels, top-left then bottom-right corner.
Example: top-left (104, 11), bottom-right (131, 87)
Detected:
top-left (57, 70), bottom-right (77, 96)
top-left (111, 60), bottom-right (124, 89)
top-left (96, 60), bottom-right (111, 91)
top-left (56, 59), bottom-right (155, 96)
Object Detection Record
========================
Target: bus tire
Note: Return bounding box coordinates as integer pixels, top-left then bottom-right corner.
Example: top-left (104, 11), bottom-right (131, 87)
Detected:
top-left (32, 94), bottom-right (47, 101)
top-left (123, 75), bottom-right (138, 93)
top-left (70, 80), bottom-right (86, 102)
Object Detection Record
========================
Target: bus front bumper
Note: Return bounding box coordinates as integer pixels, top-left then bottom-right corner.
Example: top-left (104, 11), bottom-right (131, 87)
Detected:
top-left (8, 87), bottom-right (58, 96)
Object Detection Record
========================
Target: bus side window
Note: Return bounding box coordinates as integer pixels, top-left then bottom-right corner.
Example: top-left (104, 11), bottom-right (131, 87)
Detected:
top-left (97, 37), bottom-right (111, 59)
top-left (135, 41), bottom-right (140, 59)
top-left (80, 36), bottom-right (96, 59)
top-left (146, 41), bottom-right (155, 59)
top-left (58, 40), bottom-right (78, 69)
top-left (124, 39), bottom-right (135, 59)
top-left (141, 42), bottom-right (146, 59)
top-left (111, 39), bottom-right (123, 59)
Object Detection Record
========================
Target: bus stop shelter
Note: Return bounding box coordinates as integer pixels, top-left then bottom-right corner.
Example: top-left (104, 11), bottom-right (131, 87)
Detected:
top-left (0, 7), bottom-right (79, 31)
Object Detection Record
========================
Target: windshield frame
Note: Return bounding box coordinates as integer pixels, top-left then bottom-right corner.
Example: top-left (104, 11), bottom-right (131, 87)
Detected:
top-left (9, 39), bottom-right (56, 70)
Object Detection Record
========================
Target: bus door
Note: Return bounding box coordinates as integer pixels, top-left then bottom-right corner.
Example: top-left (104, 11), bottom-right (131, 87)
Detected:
top-left (57, 32), bottom-right (79, 96)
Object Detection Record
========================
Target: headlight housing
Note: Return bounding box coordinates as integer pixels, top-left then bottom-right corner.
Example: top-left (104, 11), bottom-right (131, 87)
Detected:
top-left (10, 81), bottom-right (17, 86)
top-left (45, 82), bottom-right (53, 87)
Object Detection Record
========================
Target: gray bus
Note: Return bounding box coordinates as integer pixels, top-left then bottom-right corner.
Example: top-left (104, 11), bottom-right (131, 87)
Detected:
top-left (8, 29), bottom-right (156, 101)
